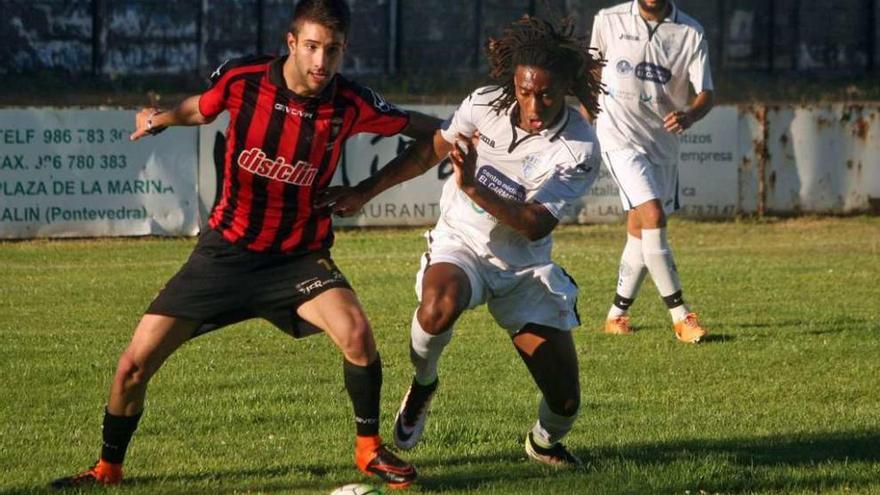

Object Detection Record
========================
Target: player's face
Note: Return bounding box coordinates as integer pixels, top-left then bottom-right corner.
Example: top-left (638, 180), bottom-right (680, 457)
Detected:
top-left (287, 21), bottom-right (346, 96)
top-left (638, 0), bottom-right (669, 15)
top-left (513, 65), bottom-right (568, 134)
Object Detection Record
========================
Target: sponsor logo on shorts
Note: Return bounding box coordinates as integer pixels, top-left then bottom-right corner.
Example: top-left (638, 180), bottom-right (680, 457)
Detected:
top-left (295, 273), bottom-right (347, 296)
top-left (238, 148), bottom-right (318, 186)
top-left (635, 62), bottom-right (672, 84)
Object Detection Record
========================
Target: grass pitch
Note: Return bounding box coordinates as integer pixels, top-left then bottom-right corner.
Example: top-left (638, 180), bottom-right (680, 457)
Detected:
top-left (1, 217), bottom-right (878, 495)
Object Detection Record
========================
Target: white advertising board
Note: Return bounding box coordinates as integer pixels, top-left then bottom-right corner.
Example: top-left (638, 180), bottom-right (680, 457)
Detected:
top-left (578, 106), bottom-right (739, 222)
top-left (0, 109), bottom-right (198, 238)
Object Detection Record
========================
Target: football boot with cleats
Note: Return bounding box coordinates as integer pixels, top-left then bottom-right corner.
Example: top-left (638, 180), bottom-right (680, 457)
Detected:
top-left (524, 432), bottom-right (584, 469)
top-left (50, 459), bottom-right (122, 489)
top-left (673, 312), bottom-right (707, 343)
top-left (393, 378), bottom-right (438, 450)
top-left (355, 435), bottom-right (417, 489)
top-left (603, 316), bottom-right (633, 335)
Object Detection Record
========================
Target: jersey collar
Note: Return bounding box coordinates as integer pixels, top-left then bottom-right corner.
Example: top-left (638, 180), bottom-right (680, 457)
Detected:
top-left (268, 56), bottom-right (338, 104)
top-left (630, 0), bottom-right (679, 23)
top-left (506, 104), bottom-right (570, 152)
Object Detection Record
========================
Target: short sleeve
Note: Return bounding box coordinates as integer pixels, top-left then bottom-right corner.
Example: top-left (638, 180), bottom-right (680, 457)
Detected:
top-left (532, 149), bottom-right (601, 219)
top-left (349, 85), bottom-right (410, 136)
top-left (439, 92), bottom-right (479, 144)
top-left (198, 60), bottom-right (234, 119)
top-left (590, 13), bottom-right (605, 55)
top-left (688, 35), bottom-right (714, 93)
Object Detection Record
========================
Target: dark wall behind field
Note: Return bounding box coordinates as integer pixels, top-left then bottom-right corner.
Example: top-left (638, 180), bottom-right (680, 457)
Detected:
top-left (2, 0), bottom-right (878, 77)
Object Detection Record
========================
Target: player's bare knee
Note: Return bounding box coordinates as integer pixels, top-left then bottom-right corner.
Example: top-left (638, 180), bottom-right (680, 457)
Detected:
top-left (417, 297), bottom-right (458, 335)
top-left (115, 353), bottom-right (151, 391)
top-left (337, 318), bottom-right (375, 362)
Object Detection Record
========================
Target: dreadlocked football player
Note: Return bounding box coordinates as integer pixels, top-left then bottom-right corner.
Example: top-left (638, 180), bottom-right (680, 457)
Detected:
top-left (50, 0), bottom-right (437, 489)
top-left (591, 0), bottom-right (714, 342)
top-left (320, 15), bottom-right (604, 468)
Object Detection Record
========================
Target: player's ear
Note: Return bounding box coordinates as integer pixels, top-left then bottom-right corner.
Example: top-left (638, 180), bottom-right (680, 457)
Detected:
top-left (286, 32), bottom-right (297, 52)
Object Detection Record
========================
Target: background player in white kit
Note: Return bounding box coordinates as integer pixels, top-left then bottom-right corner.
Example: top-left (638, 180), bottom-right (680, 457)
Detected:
top-left (319, 16), bottom-right (604, 468)
top-left (590, 0), bottom-right (714, 342)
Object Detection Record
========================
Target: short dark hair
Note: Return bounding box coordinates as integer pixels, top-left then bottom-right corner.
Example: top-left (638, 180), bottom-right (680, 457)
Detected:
top-left (486, 15), bottom-right (605, 119)
top-left (289, 0), bottom-right (351, 38)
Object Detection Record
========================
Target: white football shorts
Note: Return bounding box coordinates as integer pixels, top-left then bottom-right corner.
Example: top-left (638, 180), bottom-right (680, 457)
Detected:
top-left (603, 148), bottom-right (680, 214)
top-left (414, 229), bottom-right (580, 335)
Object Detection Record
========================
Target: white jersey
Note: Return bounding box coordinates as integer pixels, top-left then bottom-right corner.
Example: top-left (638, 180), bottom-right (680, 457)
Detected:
top-left (437, 86), bottom-right (600, 270)
top-left (591, 1), bottom-right (713, 164)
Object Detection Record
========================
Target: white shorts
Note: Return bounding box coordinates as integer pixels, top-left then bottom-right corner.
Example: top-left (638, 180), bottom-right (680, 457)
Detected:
top-left (414, 229), bottom-right (580, 335)
top-left (603, 148), bottom-right (680, 214)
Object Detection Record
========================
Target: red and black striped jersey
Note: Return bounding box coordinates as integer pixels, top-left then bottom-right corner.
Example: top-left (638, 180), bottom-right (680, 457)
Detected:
top-left (199, 55), bottom-right (409, 254)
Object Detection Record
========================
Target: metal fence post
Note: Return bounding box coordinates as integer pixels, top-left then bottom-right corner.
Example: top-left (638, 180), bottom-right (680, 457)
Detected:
top-left (389, 0), bottom-right (401, 73)
top-left (767, 0), bottom-right (775, 73)
top-left (91, 0), bottom-right (105, 76)
top-left (792, 0), bottom-right (801, 71)
top-left (717, 0), bottom-right (725, 72)
top-left (196, 0), bottom-right (203, 77)
top-left (256, 0), bottom-right (265, 55)
top-left (867, 0), bottom-right (876, 72)
top-left (473, 0), bottom-right (482, 70)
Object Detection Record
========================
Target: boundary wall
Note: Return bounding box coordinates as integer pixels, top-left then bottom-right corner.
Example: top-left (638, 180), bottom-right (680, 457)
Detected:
top-left (1, 104), bottom-right (878, 238)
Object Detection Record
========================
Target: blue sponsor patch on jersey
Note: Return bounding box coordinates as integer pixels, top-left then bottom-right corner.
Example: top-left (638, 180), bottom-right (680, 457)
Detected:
top-left (476, 165), bottom-right (526, 202)
top-left (635, 62), bottom-right (672, 84)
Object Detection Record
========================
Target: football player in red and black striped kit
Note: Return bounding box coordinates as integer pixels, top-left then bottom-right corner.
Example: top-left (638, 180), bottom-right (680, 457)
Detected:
top-left (51, 0), bottom-right (437, 490)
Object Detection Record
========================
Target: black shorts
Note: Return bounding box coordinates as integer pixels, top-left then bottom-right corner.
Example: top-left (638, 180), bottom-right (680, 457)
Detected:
top-left (147, 229), bottom-right (352, 338)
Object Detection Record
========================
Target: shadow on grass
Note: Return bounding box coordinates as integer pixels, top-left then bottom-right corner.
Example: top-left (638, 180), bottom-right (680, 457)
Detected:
top-left (418, 429), bottom-right (880, 493)
top-left (700, 333), bottom-right (734, 343)
top-left (723, 318), bottom-right (877, 335)
top-left (5, 431), bottom-right (878, 494)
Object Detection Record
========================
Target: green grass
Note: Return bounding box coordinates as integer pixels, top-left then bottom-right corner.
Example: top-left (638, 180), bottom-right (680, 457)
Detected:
top-left (1, 217), bottom-right (879, 494)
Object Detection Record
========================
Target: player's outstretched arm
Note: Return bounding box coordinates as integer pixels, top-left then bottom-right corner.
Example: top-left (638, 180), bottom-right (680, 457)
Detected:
top-left (129, 95), bottom-right (216, 141)
top-left (316, 130), bottom-right (452, 216)
top-left (663, 90), bottom-right (714, 134)
top-left (400, 111), bottom-right (443, 140)
top-left (450, 135), bottom-right (558, 241)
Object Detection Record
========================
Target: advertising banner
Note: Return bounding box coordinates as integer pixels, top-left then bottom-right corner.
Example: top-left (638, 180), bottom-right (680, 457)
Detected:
top-left (0, 109), bottom-right (198, 238)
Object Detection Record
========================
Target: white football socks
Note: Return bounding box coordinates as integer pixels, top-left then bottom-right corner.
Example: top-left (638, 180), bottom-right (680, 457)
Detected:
top-left (607, 233), bottom-right (648, 319)
top-left (642, 227), bottom-right (690, 322)
top-left (531, 398), bottom-right (578, 448)
top-left (409, 311), bottom-right (452, 386)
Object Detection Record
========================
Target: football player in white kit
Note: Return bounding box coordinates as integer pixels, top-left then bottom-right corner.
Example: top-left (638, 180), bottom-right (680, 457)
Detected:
top-left (319, 16), bottom-right (604, 468)
top-left (590, 0), bottom-right (714, 342)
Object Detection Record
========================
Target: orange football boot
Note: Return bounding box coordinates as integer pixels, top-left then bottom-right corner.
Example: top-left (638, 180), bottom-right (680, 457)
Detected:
top-left (604, 315), bottom-right (633, 335)
top-left (673, 313), bottom-right (707, 343)
top-left (355, 435), bottom-right (417, 489)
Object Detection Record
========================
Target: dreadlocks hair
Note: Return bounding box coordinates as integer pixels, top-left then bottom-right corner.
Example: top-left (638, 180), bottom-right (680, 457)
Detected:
top-left (486, 15), bottom-right (605, 119)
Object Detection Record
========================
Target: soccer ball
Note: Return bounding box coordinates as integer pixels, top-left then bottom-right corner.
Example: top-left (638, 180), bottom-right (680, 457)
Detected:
top-left (329, 483), bottom-right (385, 495)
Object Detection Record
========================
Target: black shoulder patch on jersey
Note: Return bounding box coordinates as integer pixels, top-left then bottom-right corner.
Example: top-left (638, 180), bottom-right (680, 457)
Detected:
top-left (208, 54), bottom-right (274, 85)
top-left (340, 76), bottom-right (402, 115)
